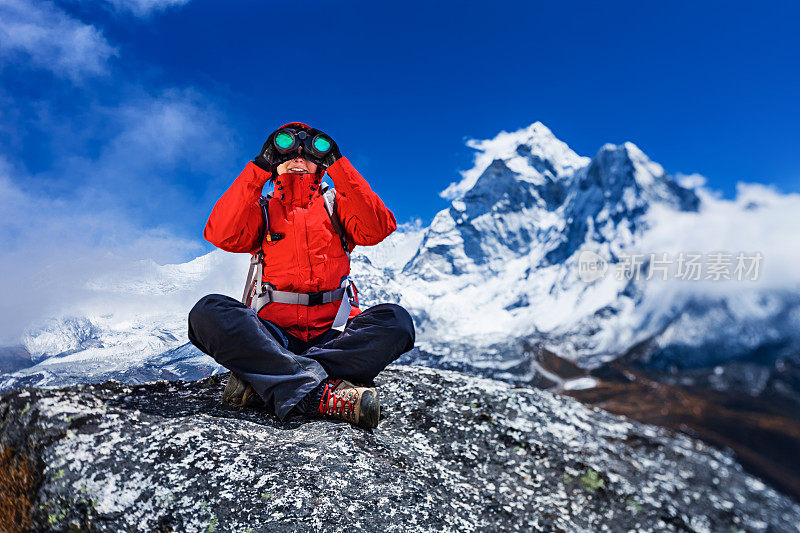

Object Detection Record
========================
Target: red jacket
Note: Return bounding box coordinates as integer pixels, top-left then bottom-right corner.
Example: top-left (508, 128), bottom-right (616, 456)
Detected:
top-left (204, 157), bottom-right (397, 341)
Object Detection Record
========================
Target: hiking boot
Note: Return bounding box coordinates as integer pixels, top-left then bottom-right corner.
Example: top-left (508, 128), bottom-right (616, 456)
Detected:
top-left (222, 372), bottom-right (264, 408)
top-left (317, 378), bottom-right (380, 429)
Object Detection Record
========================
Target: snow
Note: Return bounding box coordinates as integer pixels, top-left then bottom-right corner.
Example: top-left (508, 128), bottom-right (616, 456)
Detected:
top-left (357, 219), bottom-right (426, 271)
top-left (439, 122), bottom-right (590, 201)
top-left (562, 377), bottom-right (598, 391)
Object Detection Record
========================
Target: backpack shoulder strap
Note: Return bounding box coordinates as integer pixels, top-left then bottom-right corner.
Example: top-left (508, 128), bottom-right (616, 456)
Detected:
top-left (243, 194), bottom-right (271, 305)
top-left (256, 194), bottom-right (271, 248)
top-left (320, 185), bottom-right (350, 259)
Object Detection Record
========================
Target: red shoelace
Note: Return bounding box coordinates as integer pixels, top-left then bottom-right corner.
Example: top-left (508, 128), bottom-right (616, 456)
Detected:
top-left (318, 379), bottom-right (358, 422)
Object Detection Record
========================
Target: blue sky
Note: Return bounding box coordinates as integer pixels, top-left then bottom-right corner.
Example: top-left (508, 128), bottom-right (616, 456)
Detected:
top-left (1, 0), bottom-right (798, 266)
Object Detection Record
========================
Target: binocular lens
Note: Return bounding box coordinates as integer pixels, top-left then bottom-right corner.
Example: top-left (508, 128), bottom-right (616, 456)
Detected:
top-left (275, 132), bottom-right (295, 150)
top-left (313, 136), bottom-right (331, 154)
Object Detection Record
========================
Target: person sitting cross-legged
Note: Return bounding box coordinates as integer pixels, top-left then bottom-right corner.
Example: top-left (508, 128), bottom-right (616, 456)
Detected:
top-left (188, 122), bottom-right (415, 430)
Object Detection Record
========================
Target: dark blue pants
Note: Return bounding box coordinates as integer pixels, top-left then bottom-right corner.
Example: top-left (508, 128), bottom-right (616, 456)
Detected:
top-left (187, 294), bottom-right (415, 420)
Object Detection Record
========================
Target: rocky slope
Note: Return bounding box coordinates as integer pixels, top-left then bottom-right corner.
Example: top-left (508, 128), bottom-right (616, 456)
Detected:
top-left (555, 353), bottom-right (800, 503)
top-left (0, 346), bottom-right (32, 375)
top-left (2, 366), bottom-right (799, 532)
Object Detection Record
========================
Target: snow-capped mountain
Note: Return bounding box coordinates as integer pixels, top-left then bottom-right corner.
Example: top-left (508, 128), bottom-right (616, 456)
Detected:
top-left (3, 122), bottom-right (800, 394)
top-left (391, 124), bottom-right (798, 378)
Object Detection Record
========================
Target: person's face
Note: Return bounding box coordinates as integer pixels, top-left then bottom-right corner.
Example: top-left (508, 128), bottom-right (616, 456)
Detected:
top-left (276, 155), bottom-right (318, 175)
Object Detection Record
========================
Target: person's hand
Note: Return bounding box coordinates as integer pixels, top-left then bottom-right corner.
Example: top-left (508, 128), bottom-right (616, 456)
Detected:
top-left (253, 131), bottom-right (279, 173)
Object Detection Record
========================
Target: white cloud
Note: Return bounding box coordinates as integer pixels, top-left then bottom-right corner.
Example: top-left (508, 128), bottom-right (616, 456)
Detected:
top-left (0, 0), bottom-right (190, 81)
top-left (99, 89), bottom-right (233, 174)
top-left (0, 0), bottom-right (117, 81)
top-left (0, 89), bottom-right (236, 345)
top-left (101, 0), bottom-right (190, 17)
top-left (676, 172), bottom-right (707, 189)
top-left (0, 159), bottom-right (205, 344)
top-left (31, 87), bottom-right (237, 229)
top-left (639, 182), bottom-right (800, 291)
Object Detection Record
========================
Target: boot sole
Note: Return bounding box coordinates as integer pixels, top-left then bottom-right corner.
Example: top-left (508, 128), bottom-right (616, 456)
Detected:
top-left (358, 390), bottom-right (381, 430)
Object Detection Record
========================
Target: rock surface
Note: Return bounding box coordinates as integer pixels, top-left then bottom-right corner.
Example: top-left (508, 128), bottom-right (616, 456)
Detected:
top-left (1, 365), bottom-right (798, 532)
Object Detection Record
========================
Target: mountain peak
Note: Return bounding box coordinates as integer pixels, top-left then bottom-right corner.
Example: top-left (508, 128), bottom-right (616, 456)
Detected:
top-left (584, 142), bottom-right (699, 212)
top-left (440, 122), bottom-right (590, 201)
top-left (593, 142), bottom-right (665, 187)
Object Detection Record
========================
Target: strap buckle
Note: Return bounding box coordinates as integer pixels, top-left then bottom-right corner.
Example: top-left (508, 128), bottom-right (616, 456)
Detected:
top-left (259, 281), bottom-right (276, 299)
top-left (342, 277), bottom-right (357, 305)
top-left (306, 291), bottom-right (324, 306)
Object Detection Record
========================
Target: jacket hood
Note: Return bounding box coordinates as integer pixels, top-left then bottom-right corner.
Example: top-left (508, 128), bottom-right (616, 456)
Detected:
top-left (279, 121), bottom-right (312, 130)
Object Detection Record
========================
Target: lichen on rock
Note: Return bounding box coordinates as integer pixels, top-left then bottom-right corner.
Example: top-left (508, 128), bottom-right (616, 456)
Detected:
top-left (1, 366), bottom-right (798, 532)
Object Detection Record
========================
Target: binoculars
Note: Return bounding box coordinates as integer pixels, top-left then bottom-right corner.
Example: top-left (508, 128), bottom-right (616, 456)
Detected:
top-left (273, 128), bottom-right (333, 160)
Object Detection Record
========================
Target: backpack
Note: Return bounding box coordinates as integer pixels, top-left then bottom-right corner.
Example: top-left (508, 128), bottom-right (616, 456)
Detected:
top-left (241, 184), bottom-right (351, 307)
